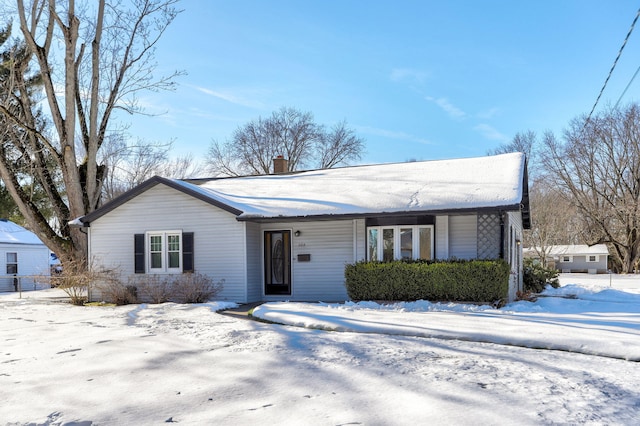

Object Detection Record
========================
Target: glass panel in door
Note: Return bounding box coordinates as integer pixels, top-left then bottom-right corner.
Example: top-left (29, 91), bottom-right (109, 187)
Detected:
top-left (382, 228), bottom-right (394, 262)
top-left (419, 227), bottom-right (432, 259)
top-left (264, 230), bottom-right (291, 295)
top-left (400, 228), bottom-right (413, 260)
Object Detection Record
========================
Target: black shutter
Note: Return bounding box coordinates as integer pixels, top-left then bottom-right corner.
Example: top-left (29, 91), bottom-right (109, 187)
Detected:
top-left (134, 234), bottom-right (145, 274)
top-left (182, 232), bottom-right (194, 272)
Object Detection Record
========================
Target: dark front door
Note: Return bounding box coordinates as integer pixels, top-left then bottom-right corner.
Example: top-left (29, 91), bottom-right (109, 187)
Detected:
top-left (264, 230), bottom-right (291, 295)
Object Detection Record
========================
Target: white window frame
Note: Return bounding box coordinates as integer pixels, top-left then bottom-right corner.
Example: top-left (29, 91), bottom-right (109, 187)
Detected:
top-left (146, 230), bottom-right (182, 273)
top-left (586, 254), bottom-right (599, 263)
top-left (367, 225), bottom-right (434, 261)
top-left (561, 255), bottom-right (573, 263)
top-left (6, 252), bottom-right (17, 275)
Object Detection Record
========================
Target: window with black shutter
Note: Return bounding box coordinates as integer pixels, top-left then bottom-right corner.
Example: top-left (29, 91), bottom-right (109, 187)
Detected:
top-left (135, 232), bottom-right (193, 273)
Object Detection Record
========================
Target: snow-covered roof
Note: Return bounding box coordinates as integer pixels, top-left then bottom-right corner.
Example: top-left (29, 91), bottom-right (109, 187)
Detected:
top-left (525, 244), bottom-right (610, 257)
top-left (79, 152), bottom-right (528, 224)
top-left (178, 152), bottom-right (527, 220)
top-left (0, 219), bottom-right (46, 246)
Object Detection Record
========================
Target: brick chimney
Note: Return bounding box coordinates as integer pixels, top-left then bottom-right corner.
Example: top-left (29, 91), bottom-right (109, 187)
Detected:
top-left (273, 155), bottom-right (288, 174)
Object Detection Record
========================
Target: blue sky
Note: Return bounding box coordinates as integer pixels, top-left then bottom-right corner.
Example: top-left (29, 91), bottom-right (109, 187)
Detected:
top-left (125, 1), bottom-right (640, 166)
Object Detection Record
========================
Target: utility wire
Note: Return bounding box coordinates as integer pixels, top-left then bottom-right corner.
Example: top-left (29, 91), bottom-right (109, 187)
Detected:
top-left (615, 63), bottom-right (640, 108)
top-left (586, 7), bottom-right (640, 121)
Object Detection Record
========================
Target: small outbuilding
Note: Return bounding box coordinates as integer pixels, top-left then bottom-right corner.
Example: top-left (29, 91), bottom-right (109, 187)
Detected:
top-left (524, 244), bottom-right (609, 274)
top-left (0, 219), bottom-right (51, 291)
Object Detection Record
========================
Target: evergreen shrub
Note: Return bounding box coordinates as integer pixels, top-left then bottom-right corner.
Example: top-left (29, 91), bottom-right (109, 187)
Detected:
top-left (344, 259), bottom-right (510, 303)
top-left (523, 258), bottom-right (560, 293)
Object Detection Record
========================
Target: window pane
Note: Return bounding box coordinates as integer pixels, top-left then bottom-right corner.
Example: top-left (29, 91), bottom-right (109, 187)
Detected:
top-left (150, 235), bottom-right (163, 269)
top-left (168, 235), bottom-right (180, 251)
top-left (400, 228), bottom-right (412, 260)
top-left (150, 252), bottom-right (161, 269)
top-left (6, 252), bottom-right (17, 274)
top-left (150, 236), bottom-right (162, 252)
top-left (368, 228), bottom-right (378, 260)
top-left (168, 251), bottom-right (180, 268)
top-left (419, 228), bottom-right (432, 259)
top-left (167, 234), bottom-right (180, 268)
top-left (383, 228), bottom-right (394, 262)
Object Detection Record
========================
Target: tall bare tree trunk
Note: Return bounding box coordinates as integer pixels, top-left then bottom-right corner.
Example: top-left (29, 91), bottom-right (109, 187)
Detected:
top-left (1, 0), bottom-right (181, 267)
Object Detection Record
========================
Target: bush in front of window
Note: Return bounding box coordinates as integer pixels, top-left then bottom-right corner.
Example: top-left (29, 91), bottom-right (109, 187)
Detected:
top-left (134, 274), bottom-right (174, 304)
top-left (97, 275), bottom-right (140, 305)
top-left (172, 273), bottom-right (224, 304)
top-left (344, 259), bottom-right (510, 304)
top-left (97, 272), bottom-right (224, 305)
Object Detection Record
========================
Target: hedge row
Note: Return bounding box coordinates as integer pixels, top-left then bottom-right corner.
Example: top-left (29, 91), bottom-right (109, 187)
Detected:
top-left (344, 259), bottom-right (510, 303)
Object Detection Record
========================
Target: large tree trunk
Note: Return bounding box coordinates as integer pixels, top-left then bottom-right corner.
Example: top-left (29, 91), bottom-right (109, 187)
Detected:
top-left (0, 0), bottom-right (180, 269)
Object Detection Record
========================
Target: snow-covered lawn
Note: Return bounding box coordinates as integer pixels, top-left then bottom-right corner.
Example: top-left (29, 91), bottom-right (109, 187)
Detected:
top-left (1, 274), bottom-right (639, 425)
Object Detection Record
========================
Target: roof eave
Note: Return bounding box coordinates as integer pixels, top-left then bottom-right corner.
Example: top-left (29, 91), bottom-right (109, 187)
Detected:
top-left (235, 204), bottom-right (524, 223)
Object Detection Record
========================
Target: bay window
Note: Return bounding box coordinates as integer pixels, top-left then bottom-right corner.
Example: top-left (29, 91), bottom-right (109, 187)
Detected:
top-left (367, 225), bottom-right (434, 261)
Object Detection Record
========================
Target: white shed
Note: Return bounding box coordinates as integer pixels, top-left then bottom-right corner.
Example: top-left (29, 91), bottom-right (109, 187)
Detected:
top-left (0, 219), bottom-right (51, 292)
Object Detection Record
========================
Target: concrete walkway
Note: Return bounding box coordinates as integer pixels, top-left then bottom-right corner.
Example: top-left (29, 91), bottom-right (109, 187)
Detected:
top-left (219, 302), bottom-right (264, 319)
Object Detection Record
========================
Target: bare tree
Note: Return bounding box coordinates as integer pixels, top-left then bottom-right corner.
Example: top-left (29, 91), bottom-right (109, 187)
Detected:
top-left (317, 120), bottom-right (365, 169)
top-left (207, 107), bottom-right (365, 176)
top-left (0, 0), bottom-right (182, 266)
top-left (488, 130), bottom-right (540, 181)
top-left (541, 103), bottom-right (640, 273)
top-left (101, 137), bottom-right (202, 201)
top-left (526, 182), bottom-right (580, 267)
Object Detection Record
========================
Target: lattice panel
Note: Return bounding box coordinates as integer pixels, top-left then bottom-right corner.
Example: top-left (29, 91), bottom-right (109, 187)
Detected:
top-left (477, 213), bottom-right (501, 259)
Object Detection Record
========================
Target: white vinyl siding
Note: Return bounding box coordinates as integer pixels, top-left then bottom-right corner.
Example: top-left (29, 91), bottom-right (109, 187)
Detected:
top-left (506, 211), bottom-right (524, 301)
top-left (261, 220), bottom-right (353, 302)
top-left (88, 185), bottom-right (247, 302)
top-left (0, 245), bottom-right (50, 292)
top-left (354, 219), bottom-right (366, 262)
top-left (448, 215), bottom-right (477, 259)
top-left (436, 215), bottom-right (449, 259)
top-left (245, 222), bottom-right (262, 303)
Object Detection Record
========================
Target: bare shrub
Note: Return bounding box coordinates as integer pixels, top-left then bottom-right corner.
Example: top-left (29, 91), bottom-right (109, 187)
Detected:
top-left (52, 259), bottom-right (95, 305)
top-left (172, 273), bottom-right (224, 304)
top-left (101, 282), bottom-right (139, 305)
top-left (134, 275), bottom-right (174, 304)
top-left (96, 273), bottom-right (139, 305)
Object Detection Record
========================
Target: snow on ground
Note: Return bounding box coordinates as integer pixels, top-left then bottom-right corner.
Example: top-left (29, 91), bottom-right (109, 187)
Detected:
top-left (0, 274), bottom-right (639, 425)
top-left (253, 274), bottom-right (640, 361)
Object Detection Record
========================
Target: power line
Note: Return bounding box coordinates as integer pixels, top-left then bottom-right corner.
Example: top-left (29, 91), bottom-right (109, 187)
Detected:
top-left (614, 63), bottom-right (640, 108)
top-left (587, 7), bottom-right (640, 121)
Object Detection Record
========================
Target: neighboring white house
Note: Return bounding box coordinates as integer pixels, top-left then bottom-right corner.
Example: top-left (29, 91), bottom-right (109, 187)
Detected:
top-left (524, 244), bottom-right (609, 274)
top-left (0, 219), bottom-right (51, 292)
top-left (77, 152), bottom-right (531, 303)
